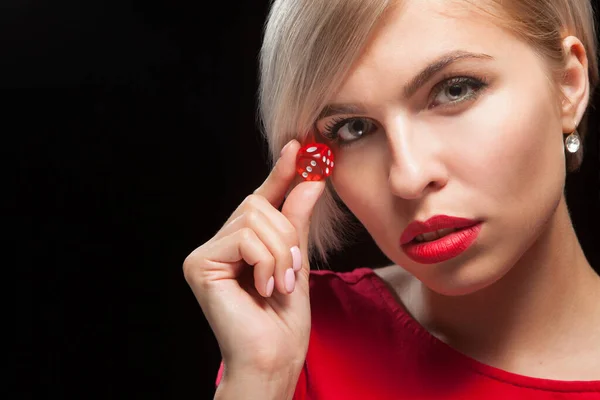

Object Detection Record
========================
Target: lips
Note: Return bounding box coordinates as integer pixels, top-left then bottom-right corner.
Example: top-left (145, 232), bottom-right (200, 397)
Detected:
top-left (400, 215), bottom-right (482, 264)
top-left (400, 215), bottom-right (480, 245)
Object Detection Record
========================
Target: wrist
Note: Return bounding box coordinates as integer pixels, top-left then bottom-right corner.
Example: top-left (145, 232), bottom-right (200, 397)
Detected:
top-left (215, 366), bottom-right (302, 400)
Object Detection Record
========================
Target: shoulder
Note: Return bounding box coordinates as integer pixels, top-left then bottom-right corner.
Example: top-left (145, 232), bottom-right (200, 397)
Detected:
top-left (308, 265), bottom-right (417, 325)
top-left (309, 266), bottom-right (375, 285)
top-left (307, 266), bottom-right (409, 323)
top-left (308, 264), bottom-right (412, 299)
top-left (372, 264), bottom-right (415, 299)
top-left (307, 267), bottom-right (377, 311)
top-left (307, 267), bottom-right (381, 302)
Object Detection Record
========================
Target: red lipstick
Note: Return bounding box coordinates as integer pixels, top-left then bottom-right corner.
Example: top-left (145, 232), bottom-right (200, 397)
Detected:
top-left (400, 215), bottom-right (481, 264)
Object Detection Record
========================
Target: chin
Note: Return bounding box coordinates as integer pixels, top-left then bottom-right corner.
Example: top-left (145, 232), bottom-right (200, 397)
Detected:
top-left (405, 253), bottom-right (515, 297)
top-left (426, 277), bottom-right (501, 297)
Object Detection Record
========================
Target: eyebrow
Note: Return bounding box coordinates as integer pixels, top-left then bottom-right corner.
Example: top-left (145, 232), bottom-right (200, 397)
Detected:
top-left (317, 50), bottom-right (494, 120)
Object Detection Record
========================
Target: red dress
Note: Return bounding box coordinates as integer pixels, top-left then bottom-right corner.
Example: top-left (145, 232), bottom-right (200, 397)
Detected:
top-left (216, 267), bottom-right (600, 399)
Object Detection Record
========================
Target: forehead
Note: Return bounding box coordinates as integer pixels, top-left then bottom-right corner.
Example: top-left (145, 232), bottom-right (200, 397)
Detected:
top-left (364, 0), bottom-right (504, 59)
top-left (336, 0), bottom-right (526, 98)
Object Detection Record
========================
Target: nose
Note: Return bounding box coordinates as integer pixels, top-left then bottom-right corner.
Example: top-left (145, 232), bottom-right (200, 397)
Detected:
top-left (387, 124), bottom-right (448, 200)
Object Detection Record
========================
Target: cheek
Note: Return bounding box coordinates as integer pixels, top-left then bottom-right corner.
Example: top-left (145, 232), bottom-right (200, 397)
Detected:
top-left (446, 82), bottom-right (565, 208)
top-left (330, 144), bottom-right (392, 226)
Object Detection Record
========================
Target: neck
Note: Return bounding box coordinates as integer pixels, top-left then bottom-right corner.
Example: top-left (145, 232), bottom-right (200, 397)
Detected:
top-left (414, 195), bottom-right (600, 379)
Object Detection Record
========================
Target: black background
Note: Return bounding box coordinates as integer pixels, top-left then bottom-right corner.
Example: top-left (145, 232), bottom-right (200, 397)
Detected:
top-left (11, 1), bottom-right (599, 398)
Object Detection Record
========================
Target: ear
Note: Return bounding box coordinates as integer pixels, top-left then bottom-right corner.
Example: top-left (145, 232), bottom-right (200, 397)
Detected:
top-left (560, 36), bottom-right (590, 132)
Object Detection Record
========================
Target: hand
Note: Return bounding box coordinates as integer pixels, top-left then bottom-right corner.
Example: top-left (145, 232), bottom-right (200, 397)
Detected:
top-left (183, 139), bottom-right (325, 377)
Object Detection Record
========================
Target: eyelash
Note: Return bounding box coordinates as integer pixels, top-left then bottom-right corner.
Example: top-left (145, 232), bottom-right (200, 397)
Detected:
top-left (321, 116), bottom-right (366, 146)
top-left (429, 75), bottom-right (489, 108)
top-left (320, 74), bottom-right (489, 146)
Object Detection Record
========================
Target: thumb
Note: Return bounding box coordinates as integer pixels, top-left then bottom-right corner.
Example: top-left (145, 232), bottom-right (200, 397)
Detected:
top-left (280, 180), bottom-right (326, 269)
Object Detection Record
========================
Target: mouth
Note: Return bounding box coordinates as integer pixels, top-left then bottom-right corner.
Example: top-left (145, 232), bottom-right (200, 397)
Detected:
top-left (412, 227), bottom-right (461, 243)
top-left (400, 215), bottom-right (482, 264)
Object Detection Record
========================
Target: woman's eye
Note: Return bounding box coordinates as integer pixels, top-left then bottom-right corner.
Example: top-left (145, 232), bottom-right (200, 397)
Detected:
top-left (322, 117), bottom-right (375, 145)
top-left (430, 77), bottom-right (487, 108)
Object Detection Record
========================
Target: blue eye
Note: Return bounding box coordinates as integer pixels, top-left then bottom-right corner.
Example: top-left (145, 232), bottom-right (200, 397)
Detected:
top-left (321, 117), bottom-right (375, 145)
top-left (430, 76), bottom-right (488, 108)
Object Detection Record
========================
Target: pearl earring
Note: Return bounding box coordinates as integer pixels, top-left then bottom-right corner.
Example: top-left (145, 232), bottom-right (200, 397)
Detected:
top-left (565, 129), bottom-right (581, 153)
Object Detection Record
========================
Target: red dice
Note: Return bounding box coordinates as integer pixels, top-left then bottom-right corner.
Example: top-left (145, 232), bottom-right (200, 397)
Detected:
top-left (296, 143), bottom-right (334, 181)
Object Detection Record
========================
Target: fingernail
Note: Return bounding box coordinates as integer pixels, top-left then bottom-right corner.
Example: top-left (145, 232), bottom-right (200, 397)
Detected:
top-left (266, 276), bottom-right (274, 297)
top-left (280, 140), bottom-right (293, 157)
top-left (291, 246), bottom-right (302, 271)
top-left (284, 268), bottom-right (296, 293)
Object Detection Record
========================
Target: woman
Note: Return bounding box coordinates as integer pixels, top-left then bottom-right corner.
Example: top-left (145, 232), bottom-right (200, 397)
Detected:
top-left (184, 0), bottom-right (600, 398)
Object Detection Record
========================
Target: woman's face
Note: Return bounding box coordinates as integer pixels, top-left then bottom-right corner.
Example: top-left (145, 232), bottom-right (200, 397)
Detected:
top-left (316, 0), bottom-right (569, 295)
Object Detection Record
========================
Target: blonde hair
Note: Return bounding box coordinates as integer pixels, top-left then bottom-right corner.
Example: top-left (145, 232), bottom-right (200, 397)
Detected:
top-left (258, 0), bottom-right (599, 262)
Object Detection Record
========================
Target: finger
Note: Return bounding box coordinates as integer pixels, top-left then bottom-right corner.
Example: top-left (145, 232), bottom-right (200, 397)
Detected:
top-left (253, 139), bottom-right (301, 208)
top-left (240, 209), bottom-right (298, 295)
top-left (215, 194), bottom-right (297, 242)
top-left (216, 207), bottom-right (301, 295)
top-left (214, 208), bottom-right (297, 294)
top-left (280, 180), bottom-right (326, 276)
top-left (203, 227), bottom-right (276, 298)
